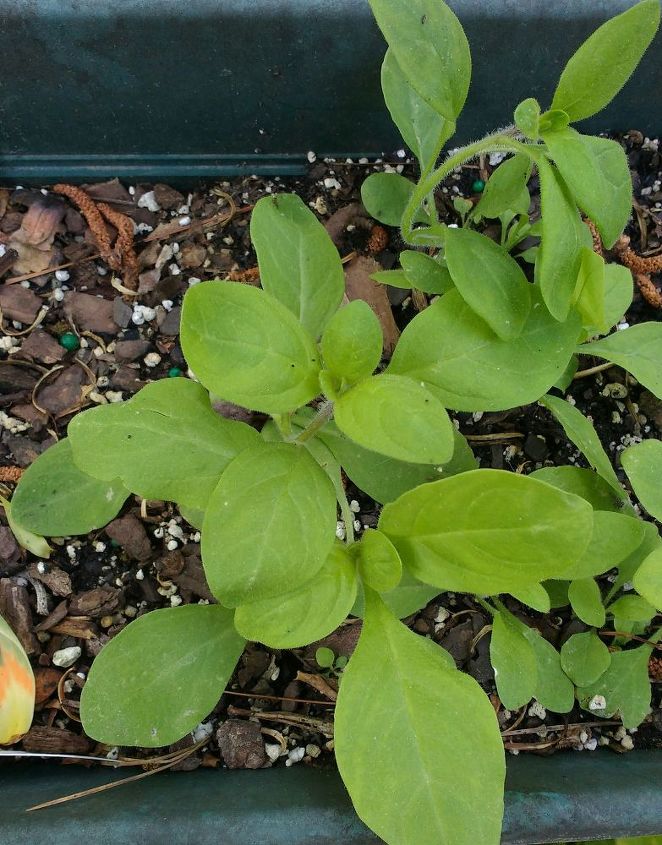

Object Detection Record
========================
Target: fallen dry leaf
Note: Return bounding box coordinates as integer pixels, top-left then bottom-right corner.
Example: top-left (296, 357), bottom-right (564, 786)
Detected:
top-left (343, 255), bottom-right (400, 357)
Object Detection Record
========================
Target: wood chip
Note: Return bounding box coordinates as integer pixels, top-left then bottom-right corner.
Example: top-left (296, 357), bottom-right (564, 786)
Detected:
top-left (344, 255), bottom-right (400, 357)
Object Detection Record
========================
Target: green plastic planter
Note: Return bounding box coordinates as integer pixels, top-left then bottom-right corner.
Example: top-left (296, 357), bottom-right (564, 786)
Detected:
top-left (1, 0), bottom-right (661, 841)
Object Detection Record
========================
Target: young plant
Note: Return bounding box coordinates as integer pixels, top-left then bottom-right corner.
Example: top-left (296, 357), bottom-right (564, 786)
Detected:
top-left (7, 2), bottom-right (662, 845)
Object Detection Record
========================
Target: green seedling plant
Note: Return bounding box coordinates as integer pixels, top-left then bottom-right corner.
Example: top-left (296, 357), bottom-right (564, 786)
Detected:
top-left (7, 1), bottom-right (662, 844)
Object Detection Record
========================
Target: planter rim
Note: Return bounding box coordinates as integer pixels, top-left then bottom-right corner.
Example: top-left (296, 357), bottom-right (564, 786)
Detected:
top-left (0, 750), bottom-right (660, 843)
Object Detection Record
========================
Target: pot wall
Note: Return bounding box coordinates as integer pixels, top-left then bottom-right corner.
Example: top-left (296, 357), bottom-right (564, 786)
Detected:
top-left (0, 0), bottom-right (660, 180)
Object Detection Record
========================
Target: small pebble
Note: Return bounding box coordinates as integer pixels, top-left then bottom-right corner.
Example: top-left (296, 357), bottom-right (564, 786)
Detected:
top-left (52, 646), bottom-right (82, 668)
top-left (59, 332), bottom-right (79, 351)
top-left (144, 352), bottom-right (162, 368)
top-left (168, 367), bottom-right (183, 378)
top-left (55, 269), bottom-right (70, 282)
top-left (588, 694), bottom-right (607, 711)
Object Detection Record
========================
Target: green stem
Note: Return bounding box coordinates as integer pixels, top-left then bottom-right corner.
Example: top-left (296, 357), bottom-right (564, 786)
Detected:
top-left (338, 485), bottom-right (355, 546)
top-left (291, 401), bottom-right (334, 444)
top-left (272, 413), bottom-right (292, 438)
top-left (401, 133), bottom-right (529, 246)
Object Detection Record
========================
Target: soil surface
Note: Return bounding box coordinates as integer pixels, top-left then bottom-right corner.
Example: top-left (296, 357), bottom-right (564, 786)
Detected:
top-left (0, 130), bottom-right (661, 778)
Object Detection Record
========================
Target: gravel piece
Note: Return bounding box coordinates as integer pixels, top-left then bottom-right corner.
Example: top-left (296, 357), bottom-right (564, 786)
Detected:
top-left (105, 514), bottom-right (152, 561)
top-left (216, 720), bottom-right (267, 769)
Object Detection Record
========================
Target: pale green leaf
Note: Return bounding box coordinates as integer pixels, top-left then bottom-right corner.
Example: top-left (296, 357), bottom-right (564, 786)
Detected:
top-left (544, 130), bottom-right (632, 247)
top-left (250, 194), bottom-right (344, 339)
top-left (334, 374), bottom-right (455, 465)
top-left (621, 439), bottom-right (662, 521)
top-left (356, 529), bottom-right (402, 593)
top-left (579, 324), bottom-right (662, 400)
top-left (543, 580), bottom-right (570, 609)
top-left (563, 511), bottom-right (645, 580)
top-left (379, 469), bottom-right (593, 595)
top-left (473, 154), bottom-right (531, 219)
top-left (536, 157), bottom-right (590, 322)
top-left (538, 109), bottom-right (570, 134)
top-left (490, 611), bottom-right (537, 710)
top-left (573, 247), bottom-right (606, 333)
top-left (351, 569), bottom-right (440, 620)
top-left (368, 0), bottom-right (471, 122)
top-left (0, 496), bottom-right (51, 559)
top-left (201, 443), bottom-right (336, 606)
top-left (381, 48), bottom-right (454, 168)
top-left (540, 393), bottom-right (626, 500)
top-left (608, 594), bottom-right (656, 623)
top-left (576, 645), bottom-right (653, 728)
top-left (601, 264), bottom-right (634, 331)
top-left (335, 590), bottom-right (504, 845)
top-left (68, 379), bottom-right (258, 511)
top-left (400, 250), bottom-right (453, 295)
top-left (568, 578), bottom-right (606, 627)
top-left (371, 269), bottom-right (413, 290)
top-left (551, 0), bottom-right (660, 122)
top-left (510, 583), bottom-right (551, 614)
top-left (181, 281), bottom-right (321, 414)
top-left (614, 521), bottom-right (662, 590)
top-left (445, 227), bottom-right (531, 340)
top-left (513, 98), bottom-right (540, 140)
top-left (530, 465), bottom-right (624, 512)
top-left (320, 300), bottom-right (382, 385)
top-left (560, 631), bottom-right (612, 686)
top-left (521, 626), bottom-right (575, 714)
top-left (233, 544), bottom-right (357, 648)
top-left (80, 605), bottom-right (245, 747)
top-left (361, 172), bottom-right (429, 227)
top-left (11, 439), bottom-right (127, 536)
top-left (387, 287), bottom-right (581, 412)
top-left (632, 546), bottom-right (662, 611)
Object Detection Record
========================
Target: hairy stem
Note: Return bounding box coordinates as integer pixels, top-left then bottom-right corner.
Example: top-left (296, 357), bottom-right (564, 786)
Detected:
top-left (292, 401), bottom-right (334, 444)
top-left (338, 485), bottom-right (355, 546)
top-left (401, 132), bottom-right (529, 246)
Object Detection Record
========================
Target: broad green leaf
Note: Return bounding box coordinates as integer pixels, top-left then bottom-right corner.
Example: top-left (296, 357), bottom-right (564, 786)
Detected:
top-left (633, 546), bottom-right (662, 611)
top-left (356, 529), bottom-right (402, 593)
top-left (445, 227), bottom-right (531, 340)
top-left (179, 504), bottom-right (205, 531)
top-left (368, 0), bottom-right (471, 122)
top-left (614, 521), bottom-right (662, 590)
top-left (544, 130), bottom-right (632, 247)
top-left (320, 300), bottom-right (382, 385)
top-left (543, 580), bottom-right (570, 609)
top-left (560, 631), bottom-right (612, 686)
top-left (361, 172), bottom-right (429, 227)
top-left (576, 645), bottom-right (652, 728)
top-left (473, 154), bottom-right (531, 219)
top-left (521, 626), bottom-right (575, 713)
top-left (381, 48), bottom-right (454, 168)
top-left (530, 466), bottom-right (623, 512)
top-left (540, 393), bottom-right (626, 500)
top-left (233, 544), bottom-right (357, 648)
top-left (608, 594), bottom-right (656, 623)
top-left (0, 615), bottom-right (35, 744)
top-left (490, 611), bottom-right (537, 710)
top-left (335, 591), bottom-right (504, 845)
top-left (80, 605), bottom-right (245, 747)
top-left (514, 98), bottom-right (540, 140)
top-left (551, 0), bottom-right (661, 122)
top-left (334, 374), bottom-right (455, 465)
top-left (553, 355), bottom-right (579, 391)
top-left (442, 426), bottom-right (479, 476)
top-left (621, 439), bottom-right (662, 521)
top-left (181, 281), bottom-right (321, 414)
top-left (371, 269), bottom-right (413, 290)
top-left (0, 495), bottom-right (51, 559)
top-left (568, 578), bottom-right (606, 627)
top-left (379, 469), bottom-right (593, 595)
top-left (536, 157), bottom-right (590, 321)
top-left (538, 109), bottom-right (570, 134)
top-left (579, 324), bottom-right (662, 400)
top-left (387, 287), bottom-right (581, 412)
top-left (201, 443), bottom-right (336, 606)
top-left (351, 569), bottom-right (440, 620)
top-left (68, 380), bottom-right (258, 511)
top-left (400, 250), bottom-right (453, 294)
top-left (562, 511), bottom-right (645, 580)
top-left (250, 194), bottom-right (344, 339)
top-left (11, 439), bottom-right (127, 536)
top-left (510, 583), bottom-right (551, 614)
top-left (601, 264), bottom-right (634, 332)
top-left (573, 247), bottom-right (606, 333)
top-left (317, 420), bottom-right (445, 505)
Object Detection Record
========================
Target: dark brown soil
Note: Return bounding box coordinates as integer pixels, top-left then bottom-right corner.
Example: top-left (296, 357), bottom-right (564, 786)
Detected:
top-left (0, 130), bottom-right (661, 773)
